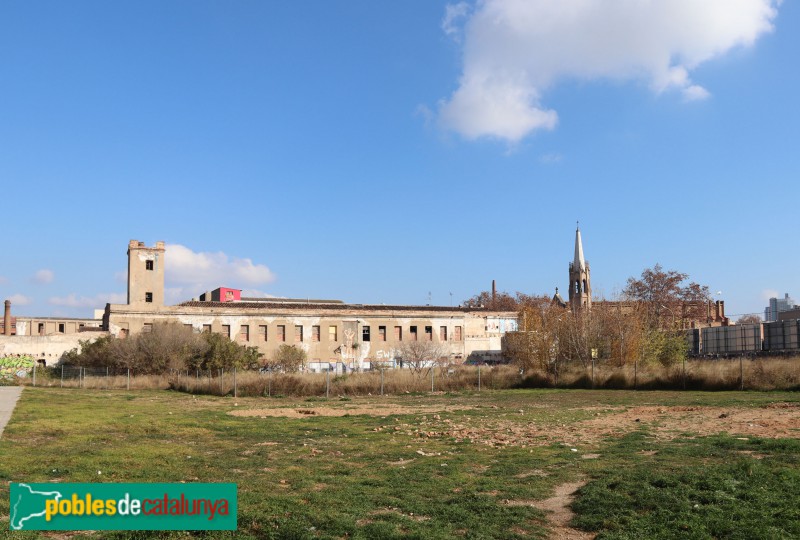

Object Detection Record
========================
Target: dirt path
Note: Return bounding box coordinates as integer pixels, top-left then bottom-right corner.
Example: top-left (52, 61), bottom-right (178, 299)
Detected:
top-left (505, 480), bottom-right (594, 539)
top-left (0, 386), bottom-right (23, 438)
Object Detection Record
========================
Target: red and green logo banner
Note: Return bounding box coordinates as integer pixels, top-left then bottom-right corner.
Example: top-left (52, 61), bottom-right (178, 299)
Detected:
top-left (9, 483), bottom-right (237, 531)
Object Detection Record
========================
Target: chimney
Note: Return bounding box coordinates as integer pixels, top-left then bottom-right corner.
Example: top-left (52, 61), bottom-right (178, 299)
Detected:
top-left (492, 280), bottom-right (496, 308)
top-left (3, 300), bottom-right (11, 336)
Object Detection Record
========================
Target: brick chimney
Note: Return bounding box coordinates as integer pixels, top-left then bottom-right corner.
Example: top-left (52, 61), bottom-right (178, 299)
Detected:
top-left (3, 300), bottom-right (11, 336)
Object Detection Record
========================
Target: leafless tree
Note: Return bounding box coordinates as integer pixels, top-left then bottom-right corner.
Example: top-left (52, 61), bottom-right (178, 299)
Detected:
top-left (395, 340), bottom-right (449, 377)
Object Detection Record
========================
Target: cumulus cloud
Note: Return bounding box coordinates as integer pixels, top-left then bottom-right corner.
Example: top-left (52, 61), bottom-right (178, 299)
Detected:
top-left (442, 2), bottom-right (471, 40)
top-left (165, 244), bottom-right (276, 291)
top-left (31, 269), bottom-right (55, 284)
top-left (438, 0), bottom-right (780, 142)
top-left (49, 293), bottom-right (126, 308)
top-left (8, 293), bottom-right (32, 306)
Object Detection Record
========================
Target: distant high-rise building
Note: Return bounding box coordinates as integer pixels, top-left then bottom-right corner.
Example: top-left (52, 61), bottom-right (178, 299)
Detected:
top-left (764, 293), bottom-right (795, 322)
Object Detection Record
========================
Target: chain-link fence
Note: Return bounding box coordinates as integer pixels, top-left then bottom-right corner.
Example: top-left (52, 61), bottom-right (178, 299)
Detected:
top-left (21, 357), bottom-right (800, 396)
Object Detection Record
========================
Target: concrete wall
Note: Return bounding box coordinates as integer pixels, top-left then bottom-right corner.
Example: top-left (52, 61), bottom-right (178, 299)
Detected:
top-left (105, 302), bottom-right (518, 369)
top-left (0, 333), bottom-right (109, 365)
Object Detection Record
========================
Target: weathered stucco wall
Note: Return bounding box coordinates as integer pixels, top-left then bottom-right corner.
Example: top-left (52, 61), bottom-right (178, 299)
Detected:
top-left (0, 333), bottom-right (109, 365)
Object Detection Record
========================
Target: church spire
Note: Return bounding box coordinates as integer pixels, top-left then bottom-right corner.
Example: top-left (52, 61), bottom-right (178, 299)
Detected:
top-left (573, 223), bottom-right (585, 272)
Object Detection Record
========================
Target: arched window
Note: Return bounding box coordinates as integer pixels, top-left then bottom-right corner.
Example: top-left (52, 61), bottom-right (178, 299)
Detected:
top-left (583, 279), bottom-right (588, 294)
top-left (575, 281), bottom-right (580, 294)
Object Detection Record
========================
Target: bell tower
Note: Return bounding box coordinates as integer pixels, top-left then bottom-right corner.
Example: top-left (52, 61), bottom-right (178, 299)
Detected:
top-left (568, 225), bottom-right (591, 311)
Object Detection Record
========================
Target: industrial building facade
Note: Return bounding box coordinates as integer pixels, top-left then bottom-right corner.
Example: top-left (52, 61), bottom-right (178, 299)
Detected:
top-left (104, 241), bottom-right (518, 370)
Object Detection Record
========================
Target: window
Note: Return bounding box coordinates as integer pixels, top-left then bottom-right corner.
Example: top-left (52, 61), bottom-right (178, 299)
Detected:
top-left (329, 325), bottom-right (338, 342)
top-left (258, 325), bottom-right (267, 341)
top-left (184, 324), bottom-right (194, 332)
top-left (222, 325), bottom-right (231, 338)
top-left (425, 326), bottom-right (433, 341)
top-left (379, 326), bottom-right (386, 341)
top-left (143, 323), bottom-right (153, 333)
top-left (202, 324), bottom-right (212, 333)
top-left (454, 326), bottom-right (462, 341)
top-left (277, 325), bottom-right (286, 342)
top-left (145, 292), bottom-right (153, 303)
top-left (295, 325), bottom-right (303, 342)
top-left (410, 325), bottom-right (418, 341)
top-left (394, 326), bottom-right (402, 341)
top-left (119, 328), bottom-right (129, 339)
top-left (440, 326), bottom-right (448, 341)
top-left (145, 260), bottom-right (154, 271)
top-left (58, 323), bottom-right (65, 334)
top-left (239, 325), bottom-right (249, 342)
top-left (312, 325), bottom-right (320, 342)
top-left (38, 323), bottom-right (45, 336)
top-left (362, 326), bottom-right (371, 342)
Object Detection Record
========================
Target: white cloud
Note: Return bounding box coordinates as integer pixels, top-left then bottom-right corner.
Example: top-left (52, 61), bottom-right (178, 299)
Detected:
top-left (438, 0), bottom-right (780, 142)
top-left (49, 293), bottom-right (126, 308)
top-left (443, 2), bottom-right (471, 40)
top-left (32, 269), bottom-right (55, 284)
top-left (8, 294), bottom-right (32, 306)
top-left (165, 244), bottom-right (276, 291)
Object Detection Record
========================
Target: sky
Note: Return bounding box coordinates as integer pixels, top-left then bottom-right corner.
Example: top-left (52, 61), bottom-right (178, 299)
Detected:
top-left (1, 0), bottom-right (797, 321)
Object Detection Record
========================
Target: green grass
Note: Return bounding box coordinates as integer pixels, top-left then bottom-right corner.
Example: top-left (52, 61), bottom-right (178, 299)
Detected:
top-left (0, 388), bottom-right (798, 539)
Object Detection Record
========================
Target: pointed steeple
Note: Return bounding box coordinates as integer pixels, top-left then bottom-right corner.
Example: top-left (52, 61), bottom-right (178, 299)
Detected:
top-left (573, 223), bottom-right (585, 272)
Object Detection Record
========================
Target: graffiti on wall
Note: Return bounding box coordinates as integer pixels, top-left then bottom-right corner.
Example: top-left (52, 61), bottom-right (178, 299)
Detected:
top-left (0, 356), bottom-right (35, 379)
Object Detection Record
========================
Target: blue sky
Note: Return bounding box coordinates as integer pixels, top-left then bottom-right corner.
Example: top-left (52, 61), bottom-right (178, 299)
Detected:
top-left (1, 0), bottom-right (796, 320)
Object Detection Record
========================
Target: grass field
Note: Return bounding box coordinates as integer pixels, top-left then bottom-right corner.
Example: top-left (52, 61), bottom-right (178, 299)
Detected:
top-left (1, 388), bottom-right (798, 539)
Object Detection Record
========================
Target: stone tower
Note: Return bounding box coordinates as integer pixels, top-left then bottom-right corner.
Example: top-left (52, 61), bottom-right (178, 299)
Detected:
top-left (568, 226), bottom-right (591, 311)
top-left (127, 240), bottom-right (165, 306)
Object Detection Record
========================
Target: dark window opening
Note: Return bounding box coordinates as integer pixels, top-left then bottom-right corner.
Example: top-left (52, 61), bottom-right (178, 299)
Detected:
top-left (146, 260), bottom-right (154, 271)
top-left (410, 326), bottom-right (418, 341)
top-left (425, 326), bottom-right (433, 341)
top-left (58, 323), bottom-right (65, 334)
top-left (379, 326), bottom-right (386, 341)
top-left (145, 292), bottom-right (153, 303)
top-left (362, 326), bottom-right (371, 342)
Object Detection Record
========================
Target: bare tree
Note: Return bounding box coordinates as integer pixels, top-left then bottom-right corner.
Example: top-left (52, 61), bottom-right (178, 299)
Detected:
top-left (395, 340), bottom-right (449, 377)
top-left (737, 314), bottom-right (762, 325)
top-left (623, 264), bottom-right (710, 329)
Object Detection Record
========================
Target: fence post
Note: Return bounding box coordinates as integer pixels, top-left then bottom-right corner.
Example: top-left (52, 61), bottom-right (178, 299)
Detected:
top-left (268, 370), bottom-right (272, 397)
top-left (80, 367), bottom-right (83, 389)
top-left (478, 365), bottom-right (481, 392)
top-left (106, 366), bottom-right (109, 390)
top-left (431, 367), bottom-right (434, 393)
top-left (61, 365), bottom-right (64, 388)
top-left (234, 367), bottom-right (237, 398)
top-left (127, 368), bottom-right (130, 391)
top-left (380, 368), bottom-right (384, 396)
top-left (591, 358), bottom-right (595, 389)
top-left (33, 363), bottom-right (36, 387)
top-left (683, 356), bottom-right (686, 390)
top-left (740, 356), bottom-right (744, 391)
top-left (634, 360), bottom-right (637, 391)
top-left (220, 369), bottom-right (224, 395)
top-left (326, 370), bottom-right (330, 399)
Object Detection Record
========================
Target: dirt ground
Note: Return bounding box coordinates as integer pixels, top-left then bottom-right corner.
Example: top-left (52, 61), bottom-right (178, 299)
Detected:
top-left (230, 401), bottom-right (800, 449)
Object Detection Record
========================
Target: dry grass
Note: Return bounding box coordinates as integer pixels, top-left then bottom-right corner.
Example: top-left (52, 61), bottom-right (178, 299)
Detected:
top-left (18, 357), bottom-right (800, 396)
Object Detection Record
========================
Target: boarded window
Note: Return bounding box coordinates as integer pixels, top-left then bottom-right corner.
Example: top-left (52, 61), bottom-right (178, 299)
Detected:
top-left (440, 326), bottom-right (447, 341)
top-left (410, 326), bottom-right (418, 341)
top-left (362, 326), bottom-right (370, 342)
top-left (329, 325), bottom-right (338, 341)
top-left (277, 325), bottom-right (286, 342)
top-left (258, 325), bottom-right (267, 341)
top-left (143, 323), bottom-right (153, 334)
top-left (239, 325), bottom-right (249, 342)
top-left (379, 326), bottom-right (386, 341)
top-left (146, 260), bottom-right (154, 271)
top-left (454, 326), bottom-right (462, 341)
top-left (394, 326), bottom-right (402, 341)
top-left (295, 325), bottom-right (303, 342)
top-left (312, 325), bottom-right (320, 342)
top-left (202, 324), bottom-right (212, 333)
top-left (425, 326), bottom-right (433, 341)
top-left (222, 325), bottom-right (231, 338)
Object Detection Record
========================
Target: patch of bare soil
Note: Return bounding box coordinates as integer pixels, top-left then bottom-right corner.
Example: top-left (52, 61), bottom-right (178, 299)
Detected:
top-left (504, 481), bottom-right (594, 540)
top-left (229, 404), bottom-right (474, 418)
top-left (399, 403), bottom-right (800, 449)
